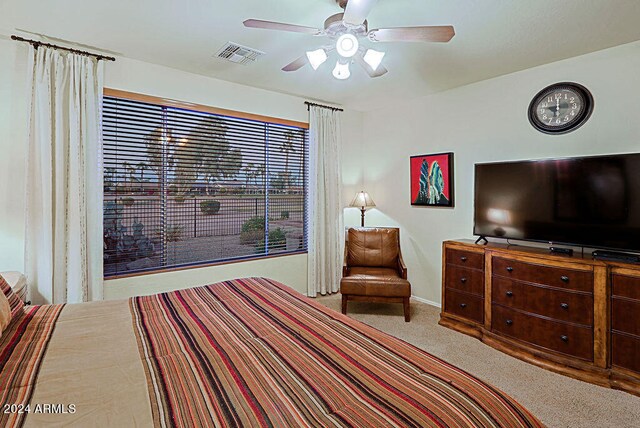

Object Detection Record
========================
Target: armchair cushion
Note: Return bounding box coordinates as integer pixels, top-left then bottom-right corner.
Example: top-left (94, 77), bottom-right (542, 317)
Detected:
top-left (347, 228), bottom-right (400, 269)
top-left (348, 267), bottom-right (399, 278)
top-left (340, 275), bottom-right (410, 297)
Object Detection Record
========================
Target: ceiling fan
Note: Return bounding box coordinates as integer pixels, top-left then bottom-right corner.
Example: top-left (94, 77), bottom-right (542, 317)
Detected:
top-left (243, 0), bottom-right (455, 80)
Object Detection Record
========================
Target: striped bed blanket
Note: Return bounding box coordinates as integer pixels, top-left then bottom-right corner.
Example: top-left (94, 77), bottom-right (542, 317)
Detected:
top-left (0, 304), bottom-right (64, 427)
top-left (131, 277), bottom-right (542, 427)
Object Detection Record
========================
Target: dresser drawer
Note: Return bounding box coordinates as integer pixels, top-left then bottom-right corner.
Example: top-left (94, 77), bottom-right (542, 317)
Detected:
top-left (445, 248), bottom-right (484, 270)
top-left (492, 304), bottom-right (594, 361)
top-left (445, 265), bottom-right (484, 296)
top-left (612, 332), bottom-right (640, 374)
top-left (492, 257), bottom-right (593, 292)
top-left (492, 277), bottom-right (593, 326)
top-left (612, 297), bottom-right (640, 337)
top-left (444, 289), bottom-right (484, 324)
top-left (612, 274), bottom-right (640, 301)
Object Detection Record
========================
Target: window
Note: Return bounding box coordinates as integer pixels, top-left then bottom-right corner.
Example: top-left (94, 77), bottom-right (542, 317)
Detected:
top-left (103, 92), bottom-right (308, 277)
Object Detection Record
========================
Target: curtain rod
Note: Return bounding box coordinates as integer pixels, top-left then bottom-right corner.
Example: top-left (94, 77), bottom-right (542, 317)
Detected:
top-left (11, 35), bottom-right (116, 62)
top-left (304, 101), bottom-right (344, 112)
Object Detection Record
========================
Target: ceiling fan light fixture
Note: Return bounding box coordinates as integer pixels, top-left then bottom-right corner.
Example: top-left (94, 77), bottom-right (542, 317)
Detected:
top-left (363, 49), bottom-right (385, 71)
top-left (336, 33), bottom-right (359, 58)
top-left (332, 61), bottom-right (351, 80)
top-left (306, 48), bottom-right (328, 70)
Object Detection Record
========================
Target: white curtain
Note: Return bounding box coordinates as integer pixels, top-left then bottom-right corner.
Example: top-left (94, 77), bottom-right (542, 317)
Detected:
top-left (307, 106), bottom-right (344, 296)
top-left (25, 46), bottom-right (104, 304)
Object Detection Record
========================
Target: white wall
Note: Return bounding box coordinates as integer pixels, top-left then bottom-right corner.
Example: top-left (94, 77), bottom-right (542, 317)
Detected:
top-left (346, 40), bottom-right (640, 304)
top-left (0, 39), bottom-right (363, 299)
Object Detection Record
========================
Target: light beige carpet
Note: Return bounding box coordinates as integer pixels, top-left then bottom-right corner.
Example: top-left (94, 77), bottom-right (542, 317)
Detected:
top-left (316, 295), bottom-right (640, 428)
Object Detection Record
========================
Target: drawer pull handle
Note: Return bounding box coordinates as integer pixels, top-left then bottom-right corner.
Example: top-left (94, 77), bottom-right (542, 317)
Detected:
top-left (460, 277), bottom-right (467, 283)
top-left (506, 291), bottom-right (513, 297)
top-left (561, 303), bottom-right (569, 309)
top-left (560, 335), bottom-right (569, 342)
top-left (506, 266), bottom-right (514, 272)
top-left (460, 256), bottom-right (468, 262)
top-left (506, 319), bottom-right (513, 326)
top-left (560, 275), bottom-right (569, 283)
top-left (460, 303), bottom-right (467, 308)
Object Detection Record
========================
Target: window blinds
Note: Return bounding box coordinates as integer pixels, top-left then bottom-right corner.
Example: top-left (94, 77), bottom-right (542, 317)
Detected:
top-left (103, 96), bottom-right (308, 277)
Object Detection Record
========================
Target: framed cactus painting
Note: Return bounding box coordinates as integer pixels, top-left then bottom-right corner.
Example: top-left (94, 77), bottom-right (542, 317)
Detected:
top-left (410, 152), bottom-right (454, 207)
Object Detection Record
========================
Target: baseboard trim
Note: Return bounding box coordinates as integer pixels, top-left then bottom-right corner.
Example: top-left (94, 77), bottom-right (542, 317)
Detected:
top-left (411, 295), bottom-right (441, 308)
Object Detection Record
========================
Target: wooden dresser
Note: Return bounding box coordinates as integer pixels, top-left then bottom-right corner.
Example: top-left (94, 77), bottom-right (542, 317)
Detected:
top-left (440, 240), bottom-right (640, 396)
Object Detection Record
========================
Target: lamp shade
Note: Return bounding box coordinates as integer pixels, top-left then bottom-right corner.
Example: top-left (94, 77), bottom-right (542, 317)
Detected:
top-left (349, 191), bottom-right (376, 208)
top-left (332, 61), bottom-right (351, 80)
top-left (363, 49), bottom-right (385, 71)
top-left (306, 48), bottom-right (328, 70)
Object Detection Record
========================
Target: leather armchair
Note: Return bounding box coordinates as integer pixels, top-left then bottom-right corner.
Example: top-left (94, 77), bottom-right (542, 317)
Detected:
top-left (340, 227), bottom-right (411, 321)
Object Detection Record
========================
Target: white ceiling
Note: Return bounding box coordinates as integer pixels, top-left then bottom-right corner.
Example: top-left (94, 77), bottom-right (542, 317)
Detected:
top-left (2, 0), bottom-right (640, 111)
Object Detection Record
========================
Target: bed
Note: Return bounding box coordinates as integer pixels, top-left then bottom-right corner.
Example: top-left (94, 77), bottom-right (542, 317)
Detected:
top-left (0, 277), bottom-right (542, 427)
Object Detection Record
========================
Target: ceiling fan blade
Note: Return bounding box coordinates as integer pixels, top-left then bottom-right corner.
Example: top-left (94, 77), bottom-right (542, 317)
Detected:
top-left (243, 19), bottom-right (323, 35)
top-left (354, 53), bottom-right (388, 78)
top-left (368, 26), bottom-right (455, 43)
top-left (343, 0), bottom-right (378, 26)
top-left (282, 55), bottom-right (308, 72)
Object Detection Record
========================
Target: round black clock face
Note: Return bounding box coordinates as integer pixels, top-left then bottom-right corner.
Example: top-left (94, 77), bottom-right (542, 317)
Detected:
top-left (528, 82), bottom-right (594, 134)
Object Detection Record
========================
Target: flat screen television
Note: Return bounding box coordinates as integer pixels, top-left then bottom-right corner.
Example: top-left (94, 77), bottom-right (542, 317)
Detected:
top-left (474, 153), bottom-right (640, 252)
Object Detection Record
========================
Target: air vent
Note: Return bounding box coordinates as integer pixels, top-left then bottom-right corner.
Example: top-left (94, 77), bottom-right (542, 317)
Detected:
top-left (215, 42), bottom-right (265, 65)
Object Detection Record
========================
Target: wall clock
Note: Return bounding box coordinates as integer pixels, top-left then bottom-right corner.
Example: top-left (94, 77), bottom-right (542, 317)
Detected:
top-left (528, 82), bottom-right (594, 134)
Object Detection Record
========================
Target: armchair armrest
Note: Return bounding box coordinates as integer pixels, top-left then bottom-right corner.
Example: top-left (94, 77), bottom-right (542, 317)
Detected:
top-left (397, 251), bottom-right (408, 279)
top-left (342, 241), bottom-right (350, 277)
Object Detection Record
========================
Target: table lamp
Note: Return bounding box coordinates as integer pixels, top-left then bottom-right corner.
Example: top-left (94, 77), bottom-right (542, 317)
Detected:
top-left (349, 191), bottom-right (376, 227)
